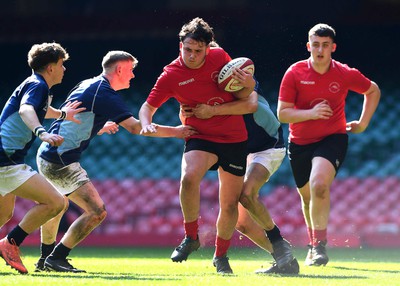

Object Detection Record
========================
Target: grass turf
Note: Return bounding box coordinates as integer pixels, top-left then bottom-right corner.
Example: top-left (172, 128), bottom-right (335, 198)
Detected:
top-left (0, 246), bottom-right (399, 286)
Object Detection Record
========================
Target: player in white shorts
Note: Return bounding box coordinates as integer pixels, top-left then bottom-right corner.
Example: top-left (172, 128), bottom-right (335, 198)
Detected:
top-left (0, 42), bottom-right (84, 274)
top-left (183, 79), bottom-right (300, 274)
top-left (34, 51), bottom-right (195, 273)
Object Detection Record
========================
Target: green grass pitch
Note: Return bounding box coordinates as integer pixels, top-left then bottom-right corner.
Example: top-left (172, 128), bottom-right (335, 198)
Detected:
top-left (0, 246), bottom-right (399, 286)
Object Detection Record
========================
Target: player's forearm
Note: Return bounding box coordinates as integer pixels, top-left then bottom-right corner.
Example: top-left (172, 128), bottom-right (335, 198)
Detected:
top-left (19, 104), bottom-right (42, 131)
top-left (45, 106), bottom-right (63, 119)
top-left (278, 107), bottom-right (315, 123)
top-left (148, 125), bottom-right (176, 138)
top-left (138, 102), bottom-right (156, 127)
top-left (213, 91), bottom-right (258, 116)
top-left (233, 86), bottom-right (254, 99)
top-left (213, 100), bottom-right (256, 116)
top-left (358, 82), bottom-right (381, 129)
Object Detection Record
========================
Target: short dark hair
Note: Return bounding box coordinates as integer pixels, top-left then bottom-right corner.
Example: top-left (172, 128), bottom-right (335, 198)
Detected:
top-left (179, 17), bottom-right (215, 45)
top-left (28, 42), bottom-right (69, 72)
top-left (102, 51), bottom-right (137, 72)
top-left (308, 23), bottom-right (336, 42)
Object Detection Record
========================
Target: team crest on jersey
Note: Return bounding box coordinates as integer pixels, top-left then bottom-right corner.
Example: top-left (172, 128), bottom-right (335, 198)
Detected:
top-left (207, 97), bottom-right (224, 105)
top-left (329, 82), bottom-right (340, 93)
top-left (211, 71), bottom-right (219, 83)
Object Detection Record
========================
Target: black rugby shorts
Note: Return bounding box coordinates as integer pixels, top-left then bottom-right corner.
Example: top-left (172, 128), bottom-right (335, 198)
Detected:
top-left (288, 133), bottom-right (348, 188)
top-left (184, 138), bottom-right (247, 176)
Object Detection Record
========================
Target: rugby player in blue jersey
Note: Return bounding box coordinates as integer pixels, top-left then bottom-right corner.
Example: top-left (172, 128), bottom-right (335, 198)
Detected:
top-left (0, 42), bottom-right (84, 274)
top-left (34, 50), bottom-right (196, 273)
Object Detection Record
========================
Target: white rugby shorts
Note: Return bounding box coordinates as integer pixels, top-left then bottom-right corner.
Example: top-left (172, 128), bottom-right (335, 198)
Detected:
top-left (37, 157), bottom-right (90, 195)
top-left (246, 147), bottom-right (286, 181)
top-left (0, 164), bottom-right (37, 196)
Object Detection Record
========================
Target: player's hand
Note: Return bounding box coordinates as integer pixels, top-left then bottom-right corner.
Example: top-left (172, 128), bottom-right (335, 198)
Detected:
top-left (63, 101), bottom-right (86, 124)
top-left (98, 121), bottom-right (119, 135)
top-left (231, 68), bottom-right (256, 89)
top-left (310, 100), bottom-right (333, 120)
top-left (180, 104), bottom-right (194, 119)
top-left (39, 132), bottom-right (64, 146)
top-left (193, 104), bottom-right (215, 119)
top-left (174, 125), bottom-right (198, 139)
top-left (346, 120), bottom-right (367, 133)
top-left (140, 124), bottom-right (158, 135)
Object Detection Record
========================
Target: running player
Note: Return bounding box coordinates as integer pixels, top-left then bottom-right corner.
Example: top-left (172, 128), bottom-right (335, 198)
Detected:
top-left (0, 42), bottom-right (84, 274)
top-left (277, 23), bottom-right (380, 266)
top-left (34, 50), bottom-right (196, 273)
top-left (139, 17), bottom-right (255, 274)
top-left (184, 80), bottom-right (300, 274)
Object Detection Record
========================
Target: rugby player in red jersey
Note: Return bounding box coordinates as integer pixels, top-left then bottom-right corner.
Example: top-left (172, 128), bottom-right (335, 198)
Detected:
top-left (278, 23), bottom-right (380, 266)
top-left (139, 17), bottom-right (255, 274)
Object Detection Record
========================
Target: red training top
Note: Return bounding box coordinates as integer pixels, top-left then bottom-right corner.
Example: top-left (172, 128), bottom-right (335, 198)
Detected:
top-left (279, 58), bottom-right (371, 145)
top-left (147, 47), bottom-right (247, 143)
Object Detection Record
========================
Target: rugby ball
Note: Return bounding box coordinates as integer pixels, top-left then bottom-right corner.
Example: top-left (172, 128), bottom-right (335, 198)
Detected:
top-left (218, 57), bottom-right (255, 92)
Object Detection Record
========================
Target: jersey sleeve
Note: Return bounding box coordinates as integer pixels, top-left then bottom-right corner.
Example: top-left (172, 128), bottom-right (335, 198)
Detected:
top-left (93, 89), bottom-right (133, 124)
top-left (278, 67), bottom-right (297, 103)
top-left (346, 67), bottom-right (371, 94)
top-left (146, 69), bottom-right (175, 108)
top-left (20, 82), bottom-right (48, 110)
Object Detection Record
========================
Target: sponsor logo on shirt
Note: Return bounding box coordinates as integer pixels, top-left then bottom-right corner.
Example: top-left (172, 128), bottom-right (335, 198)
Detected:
top-left (178, 78), bottom-right (195, 86)
top-left (300, 80), bottom-right (315, 85)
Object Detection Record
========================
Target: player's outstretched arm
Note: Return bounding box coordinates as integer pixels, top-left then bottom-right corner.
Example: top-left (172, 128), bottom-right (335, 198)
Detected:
top-left (145, 124), bottom-right (197, 139)
top-left (138, 101), bottom-right (158, 134)
top-left (98, 121), bottom-right (119, 135)
top-left (46, 100), bottom-right (86, 123)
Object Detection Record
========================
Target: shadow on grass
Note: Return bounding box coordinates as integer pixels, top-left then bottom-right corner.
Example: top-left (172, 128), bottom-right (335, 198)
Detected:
top-left (31, 272), bottom-right (181, 282)
top-left (332, 266), bottom-right (400, 274)
top-left (296, 274), bottom-right (367, 279)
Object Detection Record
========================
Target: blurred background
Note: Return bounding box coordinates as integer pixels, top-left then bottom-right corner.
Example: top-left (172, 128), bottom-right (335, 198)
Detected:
top-left (0, 0), bottom-right (399, 248)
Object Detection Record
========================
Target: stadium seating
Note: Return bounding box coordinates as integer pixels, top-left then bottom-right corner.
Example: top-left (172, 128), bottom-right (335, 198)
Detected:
top-left (1, 89), bottom-right (399, 248)
top-left (2, 176), bottom-right (399, 248)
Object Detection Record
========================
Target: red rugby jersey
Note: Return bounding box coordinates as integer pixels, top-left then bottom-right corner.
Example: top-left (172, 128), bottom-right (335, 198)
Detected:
top-left (279, 58), bottom-right (371, 145)
top-left (147, 47), bottom-right (247, 143)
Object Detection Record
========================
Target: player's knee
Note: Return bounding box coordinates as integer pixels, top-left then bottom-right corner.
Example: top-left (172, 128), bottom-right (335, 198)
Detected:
top-left (235, 221), bottom-right (247, 235)
top-left (48, 194), bottom-right (67, 217)
top-left (180, 175), bottom-right (197, 191)
top-left (92, 205), bottom-right (107, 224)
top-left (239, 191), bottom-right (257, 210)
top-left (222, 201), bottom-right (239, 216)
top-left (311, 180), bottom-right (329, 199)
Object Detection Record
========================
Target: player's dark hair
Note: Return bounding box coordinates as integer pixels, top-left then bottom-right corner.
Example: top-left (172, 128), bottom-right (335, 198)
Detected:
top-left (179, 17), bottom-right (215, 45)
top-left (308, 23), bottom-right (336, 42)
top-left (102, 51), bottom-right (138, 71)
top-left (28, 42), bottom-right (69, 72)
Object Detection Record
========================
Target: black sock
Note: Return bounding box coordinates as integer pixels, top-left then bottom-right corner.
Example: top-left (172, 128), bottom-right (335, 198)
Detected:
top-left (40, 242), bottom-right (56, 259)
top-left (7, 225), bottom-right (28, 246)
top-left (265, 225), bottom-right (284, 244)
top-left (50, 243), bottom-right (71, 260)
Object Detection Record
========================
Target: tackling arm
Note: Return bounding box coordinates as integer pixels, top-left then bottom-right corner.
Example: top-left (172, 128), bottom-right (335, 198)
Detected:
top-left (193, 91), bottom-right (258, 119)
